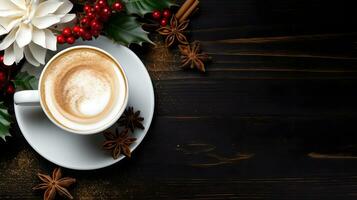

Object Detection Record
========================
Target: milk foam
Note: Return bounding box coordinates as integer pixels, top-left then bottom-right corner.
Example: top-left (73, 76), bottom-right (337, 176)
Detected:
top-left (61, 68), bottom-right (111, 117)
top-left (40, 48), bottom-right (127, 133)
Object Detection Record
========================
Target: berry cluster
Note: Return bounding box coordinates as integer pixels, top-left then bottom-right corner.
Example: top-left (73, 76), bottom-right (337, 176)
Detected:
top-left (57, 0), bottom-right (124, 44)
top-left (152, 9), bottom-right (171, 27)
top-left (0, 54), bottom-right (15, 95)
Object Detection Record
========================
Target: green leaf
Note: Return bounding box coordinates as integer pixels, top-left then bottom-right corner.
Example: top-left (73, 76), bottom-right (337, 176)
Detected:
top-left (108, 0), bottom-right (175, 16)
top-left (0, 102), bottom-right (11, 141)
top-left (13, 71), bottom-right (38, 90)
top-left (104, 13), bottom-right (154, 46)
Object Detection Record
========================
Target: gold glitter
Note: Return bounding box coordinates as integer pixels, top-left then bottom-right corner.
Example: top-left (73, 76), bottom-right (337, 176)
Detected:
top-left (0, 149), bottom-right (40, 196)
top-left (145, 36), bottom-right (180, 80)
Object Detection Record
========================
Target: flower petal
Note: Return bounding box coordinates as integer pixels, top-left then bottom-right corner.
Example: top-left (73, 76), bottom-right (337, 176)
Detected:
top-left (35, 0), bottom-right (63, 17)
top-left (55, 0), bottom-right (73, 15)
top-left (0, 27), bottom-right (18, 50)
top-left (32, 14), bottom-right (61, 29)
top-left (4, 44), bottom-right (15, 66)
top-left (0, 0), bottom-right (20, 10)
top-left (43, 29), bottom-right (57, 51)
top-left (59, 14), bottom-right (75, 23)
top-left (10, 0), bottom-right (27, 10)
top-left (13, 41), bottom-right (24, 64)
top-left (0, 26), bottom-right (7, 36)
top-left (29, 42), bottom-right (46, 65)
top-left (32, 27), bottom-right (46, 48)
top-left (24, 46), bottom-right (40, 66)
top-left (0, 9), bottom-right (23, 17)
top-left (28, 0), bottom-right (39, 19)
top-left (0, 17), bottom-right (21, 35)
top-left (16, 23), bottom-right (33, 48)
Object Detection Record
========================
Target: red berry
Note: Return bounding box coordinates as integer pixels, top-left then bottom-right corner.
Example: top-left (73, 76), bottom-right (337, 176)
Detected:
top-left (0, 71), bottom-right (6, 82)
top-left (160, 18), bottom-right (168, 26)
top-left (90, 20), bottom-right (102, 30)
top-left (73, 26), bottom-right (81, 35)
top-left (0, 55), bottom-right (4, 64)
top-left (78, 27), bottom-right (85, 36)
top-left (162, 9), bottom-right (171, 18)
top-left (97, 0), bottom-right (107, 7)
top-left (152, 10), bottom-right (161, 20)
top-left (87, 11), bottom-right (96, 19)
top-left (112, 2), bottom-right (123, 12)
top-left (99, 7), bottom-right (111, 21)
top-left (57, 35), bottom-right (66, 44)
top-left (81, 17), bottom-right (90, 26)
top-left (84, 4), bottom-right (92, 14)
top-left (66, 36), bottom-right (75, 44)
top-left (83, 32), bottom-right (92, 40)
top-left (91, 29), bottom-right (100, 37)
top-left (102, 7), bottom-right (111, 17)
top-left (62, 27), bottom-right (72, 37)
top-left (94, 4), bottom-right (102, 13)
top-left (6, 84), bottom-right (15, 94)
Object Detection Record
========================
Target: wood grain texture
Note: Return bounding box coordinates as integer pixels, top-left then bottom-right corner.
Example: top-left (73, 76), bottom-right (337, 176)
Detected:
top-left (2, 0), bottom-right (357, 199)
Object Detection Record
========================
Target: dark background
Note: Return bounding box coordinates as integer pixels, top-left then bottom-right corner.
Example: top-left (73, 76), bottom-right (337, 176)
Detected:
top-left (2, 0), bottom-right (357, 199)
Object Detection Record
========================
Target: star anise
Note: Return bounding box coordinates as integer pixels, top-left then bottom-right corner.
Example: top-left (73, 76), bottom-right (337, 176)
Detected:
top-left (118, 107), bottom-right (144, 132)
top-left (179, 41), bottom-right (209, 72)
top-left (157, 16), bottom-right (189, 47)
top-left (32, 168), bottom-right (76, 200)
top-left (103, 128), bottom-right (137, 159)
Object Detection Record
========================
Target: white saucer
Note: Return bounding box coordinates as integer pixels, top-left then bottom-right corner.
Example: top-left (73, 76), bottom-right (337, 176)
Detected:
top-left (14, 36), bottom-right (155, 170)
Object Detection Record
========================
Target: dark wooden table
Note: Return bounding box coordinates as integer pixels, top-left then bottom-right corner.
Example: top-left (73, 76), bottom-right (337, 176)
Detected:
top-left (2, 0), bottom-right (357, 199)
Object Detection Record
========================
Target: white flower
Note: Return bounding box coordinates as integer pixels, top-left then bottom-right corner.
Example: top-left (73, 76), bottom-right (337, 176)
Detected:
top-left (0, 0), bottom-right (75, 66)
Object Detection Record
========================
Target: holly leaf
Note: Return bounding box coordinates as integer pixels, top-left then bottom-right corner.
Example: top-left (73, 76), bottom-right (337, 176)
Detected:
top-left (13, 71), bottom-right (38, 90)
top-left (108, 0), bottom-right (175, 16)
top-left (0, 102), bottom-right (11, 141)
top-left (104, 13), bottom-right (154, 46)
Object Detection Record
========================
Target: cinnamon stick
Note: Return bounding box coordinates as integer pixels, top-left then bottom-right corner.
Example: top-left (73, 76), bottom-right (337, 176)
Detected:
top-left (179, 0), bottom-right (199, 22)
top-left (175, 0), bottom-right (196, 19)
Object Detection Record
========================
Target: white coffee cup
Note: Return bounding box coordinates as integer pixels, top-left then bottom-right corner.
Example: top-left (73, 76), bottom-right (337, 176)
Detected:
top-left (14, 46), bottom-right (129, 135)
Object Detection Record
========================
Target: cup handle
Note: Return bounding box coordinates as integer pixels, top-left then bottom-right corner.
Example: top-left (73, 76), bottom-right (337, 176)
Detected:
top-left (14, 90), bottom-right (41, 106)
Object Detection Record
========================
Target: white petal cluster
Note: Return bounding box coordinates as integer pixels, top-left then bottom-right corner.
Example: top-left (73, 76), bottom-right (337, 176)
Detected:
top-left (0, 0), bottom-right (75, 66)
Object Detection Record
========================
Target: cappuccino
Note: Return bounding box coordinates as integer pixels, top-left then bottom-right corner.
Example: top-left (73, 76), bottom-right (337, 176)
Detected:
top-left (40, 47), bottom-right (127, 133)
